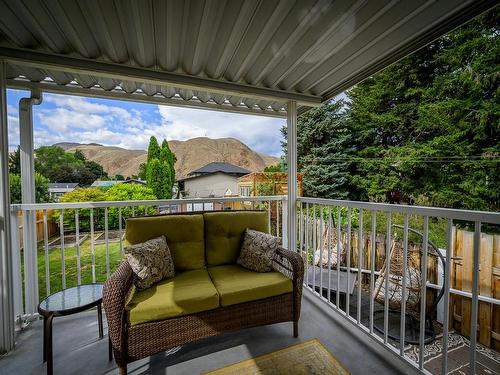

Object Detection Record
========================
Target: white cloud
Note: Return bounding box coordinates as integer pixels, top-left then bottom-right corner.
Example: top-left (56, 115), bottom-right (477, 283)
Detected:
top-left (27, 93), bottom-right (284, 156)
top-left (38, 107), bottom-right (107, 131)
top-left (156, 105), bottom-right (284, 156)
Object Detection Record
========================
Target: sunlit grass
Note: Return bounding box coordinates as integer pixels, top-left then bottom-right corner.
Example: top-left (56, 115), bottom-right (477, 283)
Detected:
top-left (29, 237), bottom-right (124, 299)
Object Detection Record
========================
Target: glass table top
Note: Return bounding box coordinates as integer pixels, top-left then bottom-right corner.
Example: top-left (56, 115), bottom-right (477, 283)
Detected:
top-left (38, 284), bottom-right (103, 313)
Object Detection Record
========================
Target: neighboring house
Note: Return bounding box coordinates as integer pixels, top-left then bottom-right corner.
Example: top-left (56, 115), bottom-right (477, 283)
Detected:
top-left (47, 183), bottom-right (79, 201)
top-left (237, 172), bottom-right (304, 197)
top-left (91, 180), bottom-right (121, 188)
top-left (178, 162), bottom-right (250, 200)
top-left (122, 179), bottom-right (147, 185)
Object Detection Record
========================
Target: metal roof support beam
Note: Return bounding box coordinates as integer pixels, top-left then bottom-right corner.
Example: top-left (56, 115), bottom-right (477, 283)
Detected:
top-left (19, 90), bottom-right (42, 317)
top-left (0, 47), bottom-right (322, 107)
top-left (6, 79), bottom-right (287, 119)
top-left (0, 60), bottom-right (15, 353)
top-left (286, 100), bottom-right (297, 254)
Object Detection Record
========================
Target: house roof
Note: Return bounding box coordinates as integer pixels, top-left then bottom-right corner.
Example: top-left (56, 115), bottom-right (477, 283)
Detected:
top-left (122, 179), bottom-right (147, 185)
top-left (189, 162), bottom-right (250, 176)
top-left (47, 183), bottom-right (79, 189)
top-left (1, 1), bottom-right (494, 117)
top-left (91, 180), bottom-right (120, 187)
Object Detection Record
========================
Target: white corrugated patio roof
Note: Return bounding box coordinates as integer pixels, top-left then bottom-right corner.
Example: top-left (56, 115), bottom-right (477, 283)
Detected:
top-left (0, 0), bottom-right (496, 117)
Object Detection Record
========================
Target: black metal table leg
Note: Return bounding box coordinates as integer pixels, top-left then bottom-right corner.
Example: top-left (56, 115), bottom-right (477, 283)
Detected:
top-left (97, 304), bottom-right (104, 339)
top-left (108, 336), bottom-right (113, 361)
top-left (44, 314), bottom-right (54, 375)
top-left (43, 316), bottom-right (47, 362)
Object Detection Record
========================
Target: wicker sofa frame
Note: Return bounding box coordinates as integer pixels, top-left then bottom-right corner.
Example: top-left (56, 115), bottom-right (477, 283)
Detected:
top-left (103, 245), bottom-right (304, 374)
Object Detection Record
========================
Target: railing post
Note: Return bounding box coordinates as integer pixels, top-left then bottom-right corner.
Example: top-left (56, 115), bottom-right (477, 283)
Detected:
top-left (9, 209), bottom-right (23, 323)
top-left (281, 199), bottom-right (287, 248)
top-left (286, 100), bottom-right (297, 252)
top-left (19, 90), bottom-right (42, 317)
top-left (0, 59), bottom-right (16, 352)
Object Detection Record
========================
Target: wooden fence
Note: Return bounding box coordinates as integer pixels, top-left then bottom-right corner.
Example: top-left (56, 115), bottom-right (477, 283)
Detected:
top-left (309, 221), bottom-right (499, 349)
top-left (16, 210), bottom-right (59, 249)
top-left (451, 229), bottom-right (500, 350)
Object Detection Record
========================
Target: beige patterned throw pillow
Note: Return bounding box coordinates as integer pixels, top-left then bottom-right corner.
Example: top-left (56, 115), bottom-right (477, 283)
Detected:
top-left (125, 236), bottom-right (175, 290)
top-left (237, 229), bottom-right (281, 272)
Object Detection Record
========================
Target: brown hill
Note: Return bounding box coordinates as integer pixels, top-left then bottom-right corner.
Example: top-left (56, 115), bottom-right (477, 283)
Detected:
top-left (58, 138), bottom-right (279, 180)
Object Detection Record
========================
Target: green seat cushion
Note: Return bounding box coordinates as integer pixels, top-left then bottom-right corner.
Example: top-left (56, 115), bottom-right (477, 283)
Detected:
top-left (125, 214), bottom-right (205, 270)
top-left (126, 269), bottom-right (220, 325)
top-left (204, 211), bottom-right (269, 266)
top-left (208, 265), bottom-right (292, 307)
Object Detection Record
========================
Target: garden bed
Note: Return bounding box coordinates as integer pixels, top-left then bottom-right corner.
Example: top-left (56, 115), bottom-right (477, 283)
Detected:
top-left (94, 230), bottom-right (125, 244)
top-left (48, 233), bottom-right (88, 249)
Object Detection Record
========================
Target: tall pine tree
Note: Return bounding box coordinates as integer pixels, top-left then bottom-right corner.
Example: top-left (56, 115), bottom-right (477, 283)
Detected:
top-left (347, 8), bottom-right (499, 209)
top-left (285, 8), bottom-right (498, 211)
top-left (161, 139), bottom-right (176, 190)
top-left (147, 136), bottom-right (161, 164)
top-left (283, 101), bottom-right (356, 199)
top-left (145, 137), bottom-right (177, 199)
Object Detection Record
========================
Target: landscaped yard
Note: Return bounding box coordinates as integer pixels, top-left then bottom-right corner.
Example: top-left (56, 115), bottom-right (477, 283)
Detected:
top-left (28, 235), bottom-right (124, 299)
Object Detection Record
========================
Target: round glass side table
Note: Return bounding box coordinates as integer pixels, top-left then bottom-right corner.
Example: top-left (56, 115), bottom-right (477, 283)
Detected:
top-left (37, 284), bottom-right (105, 375)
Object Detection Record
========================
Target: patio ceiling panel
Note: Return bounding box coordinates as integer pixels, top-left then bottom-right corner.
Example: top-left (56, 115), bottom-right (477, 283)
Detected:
top-left (0, 0), bottom-right (496, 116)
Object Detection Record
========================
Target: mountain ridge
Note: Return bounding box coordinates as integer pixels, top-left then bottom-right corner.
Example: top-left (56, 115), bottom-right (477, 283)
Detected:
top-left (55, 137), bottom-right (279, 179)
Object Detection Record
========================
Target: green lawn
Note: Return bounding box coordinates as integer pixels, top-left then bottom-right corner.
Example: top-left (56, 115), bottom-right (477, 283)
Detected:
top-left (30, 236), bottom-right (124, 299)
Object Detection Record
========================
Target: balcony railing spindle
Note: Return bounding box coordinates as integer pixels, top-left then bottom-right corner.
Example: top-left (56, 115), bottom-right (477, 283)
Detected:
top-left (75, 209), bottom-right (81, 285)
top-left (59, 209), bottom-right (66, 289)
top-left (105, 207), bottom-right (110, 278)
top-left (357, 208), bottom-right (363, 325)
top-left (346, 207), bottom-right (351, 317)
top-left (469, 221), bottom-right (481, 375)
top-left (441, 219), bottom-right (453, 375)
top-left (43, 209), bottom-right (50, 295)
top-left (418, 216), bottom-right (429, 369)
top-left (400, 214), bottom-right (409, 355)
top-left (369, 210), bottom-right (376, 333)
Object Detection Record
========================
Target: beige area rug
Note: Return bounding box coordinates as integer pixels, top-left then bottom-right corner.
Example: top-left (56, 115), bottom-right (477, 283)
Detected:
top-left (204, 339), bottom-right (350, 375)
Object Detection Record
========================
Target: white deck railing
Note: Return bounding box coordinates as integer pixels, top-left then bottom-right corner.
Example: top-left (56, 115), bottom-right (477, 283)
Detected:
top-left (297, 197), bottom-right (500, 375)
top-left (10, 196), bottom-right (287, 322)
top-left (10, 196), bottom-right (500, 374)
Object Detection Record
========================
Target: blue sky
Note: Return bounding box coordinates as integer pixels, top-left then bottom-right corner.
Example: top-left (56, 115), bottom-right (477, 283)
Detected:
top-left (7, 89), bottom-right (286, 157)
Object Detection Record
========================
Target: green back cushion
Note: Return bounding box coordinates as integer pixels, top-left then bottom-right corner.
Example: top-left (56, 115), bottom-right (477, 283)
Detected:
top-left (125, 214), bottom-right (205, 270)
top-left (203, 211), bottom-right (269, 266)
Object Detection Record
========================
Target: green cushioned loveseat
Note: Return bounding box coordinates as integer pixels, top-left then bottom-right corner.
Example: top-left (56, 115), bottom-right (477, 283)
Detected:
top-left (103, 211), bottom-right (304, 375)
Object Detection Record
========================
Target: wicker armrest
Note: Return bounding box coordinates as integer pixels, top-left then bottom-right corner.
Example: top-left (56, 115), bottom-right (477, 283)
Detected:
top-left (273, 247), bottom-right (304, 322)
top-left (274, 247), bottom-right (305, 288)
top-left (103, 261), bottom-right (134, 351)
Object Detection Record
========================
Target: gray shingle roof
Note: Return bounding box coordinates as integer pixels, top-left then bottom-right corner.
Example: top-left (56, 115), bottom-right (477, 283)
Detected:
top-left (189, 162), bottom-right (250, 176)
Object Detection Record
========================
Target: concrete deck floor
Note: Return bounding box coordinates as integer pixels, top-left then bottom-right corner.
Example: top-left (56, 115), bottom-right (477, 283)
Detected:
top-left (0, 290), bottom-right (418, 375)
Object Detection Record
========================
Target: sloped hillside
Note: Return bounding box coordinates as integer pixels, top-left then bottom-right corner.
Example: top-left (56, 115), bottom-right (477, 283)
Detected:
top-left (57, 137), bottom-right (279, 179)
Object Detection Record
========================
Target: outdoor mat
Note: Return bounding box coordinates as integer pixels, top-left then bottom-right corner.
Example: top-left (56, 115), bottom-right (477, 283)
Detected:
top-left (204, 339), bottom-right (350, 375)
top-left (404, 331), bottom-right (500, 374)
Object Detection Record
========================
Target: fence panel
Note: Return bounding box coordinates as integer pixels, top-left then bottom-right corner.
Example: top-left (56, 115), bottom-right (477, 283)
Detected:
top-left (451, 229), bottom-right (500, 349)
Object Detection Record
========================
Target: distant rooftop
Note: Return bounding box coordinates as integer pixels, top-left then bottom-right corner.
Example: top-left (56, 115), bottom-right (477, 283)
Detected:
top-left (91, 180), bottom-right (120, 187)
top-left (189, 162), bottom-right (250, 176)
top-left (47, 183), bottom-right (79, 189)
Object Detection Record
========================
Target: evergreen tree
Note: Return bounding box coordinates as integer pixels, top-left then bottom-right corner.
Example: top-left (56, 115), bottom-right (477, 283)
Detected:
top-left (283, 101), bottom-right (356, 199)
top-left (161, 139), bottom-right (176, 189)
top-left (347, 8), bottom-right (499, 209)
top-left (146, 159), bottom-right (167, 199)
top-left (160, 145), bottom-right (173, 199)
top-left (146, 136), bottom-right (161, 164)
top-left (144, 137), bottom-right (177, 199)
top-left (285, 8), bottom-right (498, 211)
